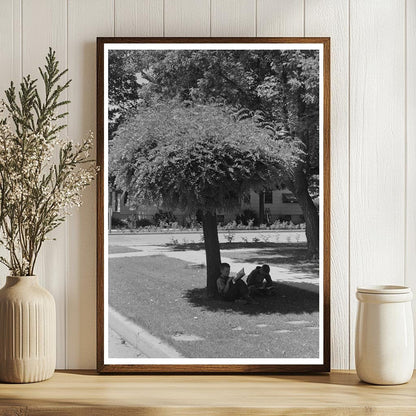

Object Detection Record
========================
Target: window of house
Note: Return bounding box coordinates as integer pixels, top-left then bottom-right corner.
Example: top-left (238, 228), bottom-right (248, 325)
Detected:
top-left (243, 193), bottom-right (251, 204)
top-left (264, 190), bottom-right (273, 204)
top-left (115, 193), bottom-right (121, 212)
top-left (282, 193), bottom-right (298, 203)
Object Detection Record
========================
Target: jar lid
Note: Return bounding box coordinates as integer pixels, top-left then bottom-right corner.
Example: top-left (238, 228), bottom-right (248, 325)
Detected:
top-left (357, 285), bottom-right (411, 294)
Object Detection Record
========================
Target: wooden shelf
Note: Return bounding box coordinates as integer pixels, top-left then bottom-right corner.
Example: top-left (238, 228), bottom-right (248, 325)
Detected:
top-left (1, 370), bottom-right (415, 415)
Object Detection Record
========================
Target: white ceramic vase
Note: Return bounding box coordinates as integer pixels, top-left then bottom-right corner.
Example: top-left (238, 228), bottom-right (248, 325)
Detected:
top-left (0, 276), bottom-right (56, 383)
top-left (355, 285), bottom-right (414, 385)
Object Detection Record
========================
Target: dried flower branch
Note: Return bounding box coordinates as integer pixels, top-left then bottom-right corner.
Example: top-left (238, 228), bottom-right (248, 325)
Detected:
top-left (0, 48), bottom-right (96, 276)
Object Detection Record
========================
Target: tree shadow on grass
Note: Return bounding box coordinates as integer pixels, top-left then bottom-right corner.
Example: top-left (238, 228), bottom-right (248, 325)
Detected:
top-left (183, 282), bottom-right (319, 316)
top-left (109, 245), bottom-right (141, 254)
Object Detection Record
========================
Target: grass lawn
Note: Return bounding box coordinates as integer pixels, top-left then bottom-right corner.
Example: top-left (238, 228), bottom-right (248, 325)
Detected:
top-left (109, 254), bottom-right (319, 359)
top-left (109, 245), bottom-right (141, 254)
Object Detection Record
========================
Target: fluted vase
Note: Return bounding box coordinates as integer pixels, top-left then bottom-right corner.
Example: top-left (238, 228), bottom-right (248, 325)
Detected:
top-left (0, 276), bottom-right (56, 383)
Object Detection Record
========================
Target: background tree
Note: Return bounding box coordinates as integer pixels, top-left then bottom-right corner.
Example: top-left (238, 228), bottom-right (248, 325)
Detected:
top-left (109, 49), bottom-right (320, 256)
top-left (108, 50), bottom-right (140, 140)
top-left (110, 102), bottom-right (299, 296)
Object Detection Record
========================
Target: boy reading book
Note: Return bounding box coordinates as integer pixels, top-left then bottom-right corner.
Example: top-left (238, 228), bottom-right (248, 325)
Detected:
top-left (233, 268), bottom-right (245, 283)
top-left (216, 263), bottom-right (256, 304)
top-left (247, 264), bottom-right (275, 296)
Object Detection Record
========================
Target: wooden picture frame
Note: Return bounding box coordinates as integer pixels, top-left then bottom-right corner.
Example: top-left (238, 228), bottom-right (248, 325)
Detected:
top-left (97, 37), bottom-right (330, 373)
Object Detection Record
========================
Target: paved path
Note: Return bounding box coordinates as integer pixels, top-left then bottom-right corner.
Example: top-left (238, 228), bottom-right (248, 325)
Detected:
top-left (108, 328), bottom-right (142, 358)
top-left (108, 306), bottom-right (182, 359)
top-left (109, 230), bottom-right (306, 246)
top-left (109, 245), bottom-right (318, 287)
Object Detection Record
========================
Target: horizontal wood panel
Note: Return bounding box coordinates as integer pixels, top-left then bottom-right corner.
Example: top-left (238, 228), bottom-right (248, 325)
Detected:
top-left (0, 371), bottom-right (416, 414)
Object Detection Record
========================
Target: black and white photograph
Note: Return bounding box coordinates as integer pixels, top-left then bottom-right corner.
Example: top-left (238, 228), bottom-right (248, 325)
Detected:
top-left (97, 38), bottom-right (330, 372)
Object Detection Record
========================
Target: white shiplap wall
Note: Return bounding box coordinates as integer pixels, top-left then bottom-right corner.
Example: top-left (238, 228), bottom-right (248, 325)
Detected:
top-left (0, 0), bottom-right (413, 370)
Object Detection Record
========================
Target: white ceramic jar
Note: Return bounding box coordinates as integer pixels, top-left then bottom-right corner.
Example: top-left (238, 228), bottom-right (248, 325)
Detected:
top-left (355, 285), bottom-right (414, 385)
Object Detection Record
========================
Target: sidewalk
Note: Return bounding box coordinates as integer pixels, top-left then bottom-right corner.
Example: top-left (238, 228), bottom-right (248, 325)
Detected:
top-left (109, 246), bottom-right (319, 289)
top-left (108, 306), bottom-right (183, 359)
top-left (108, 327), bottom-right (142, 358)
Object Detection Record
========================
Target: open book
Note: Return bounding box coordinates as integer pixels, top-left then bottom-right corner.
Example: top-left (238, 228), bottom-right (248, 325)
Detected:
top-left (232, 268), bottom-right (245, 283)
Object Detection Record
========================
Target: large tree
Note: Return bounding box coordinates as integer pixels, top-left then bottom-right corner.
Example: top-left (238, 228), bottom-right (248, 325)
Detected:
top-left (110, 102), bottom-right (299, 296)
top-left (108, 49), bottom-right (320, 256)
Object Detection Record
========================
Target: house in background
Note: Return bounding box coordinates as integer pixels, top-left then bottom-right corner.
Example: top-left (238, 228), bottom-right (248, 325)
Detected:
top-left (230, 188), bottom-right (304, 224)
top-left (109, 187), bottom-right (305, 228)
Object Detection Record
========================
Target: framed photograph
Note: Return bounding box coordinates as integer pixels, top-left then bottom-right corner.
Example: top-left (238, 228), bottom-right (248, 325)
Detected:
top-left (97, 37), bottom-right (330, 373)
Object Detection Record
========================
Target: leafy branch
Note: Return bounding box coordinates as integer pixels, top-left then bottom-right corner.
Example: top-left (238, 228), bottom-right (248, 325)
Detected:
top-left (0, 49), bottom-right (96, 276)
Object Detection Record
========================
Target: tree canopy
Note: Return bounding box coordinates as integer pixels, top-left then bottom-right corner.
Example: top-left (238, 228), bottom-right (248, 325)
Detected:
top-left (110, 101), bottom-right (299, 213)
top-left (108, 47), bottom-right (321, 256)
top-left (110, 101), bottom-right (301, 294)
top-left (108, 50), bottom-right (140, 139)
top-left (110, 49), bottom-right (320, 182)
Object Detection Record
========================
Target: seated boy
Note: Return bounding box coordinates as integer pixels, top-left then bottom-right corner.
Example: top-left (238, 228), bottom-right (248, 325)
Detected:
top-left (216, 263), bottom-right (255, 304)
top-left (246, 264), bottom-right (275, 296)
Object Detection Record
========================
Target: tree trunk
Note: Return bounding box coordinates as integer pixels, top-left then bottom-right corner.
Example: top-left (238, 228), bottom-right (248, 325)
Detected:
top-left (287, 172), bottom-right (319, 258)
top-left (202, 211), bottom-right (221, 297)
top-left (258, 190), bottom-right (265, 224)
top-left (296, 188), bottom-right (319, 258)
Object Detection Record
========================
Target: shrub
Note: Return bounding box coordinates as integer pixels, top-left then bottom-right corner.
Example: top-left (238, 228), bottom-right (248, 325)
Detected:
top-left (136, 218), bottom-right (153, 227)
top-left (224, 231), bottom-right (235, 243)
top-left (127, 214), bottom-right (153, 228)
top-left (111, 216), bottom-right (128, 229)
top-left (153, 210), bottom-right (176, 226)
top-left (223, 220), bottom-right (237, 230)
top-left (189, 221), bottom-right (202, 231)
top-left (169, 237), bottom-right (179, 245)
top-left (235, 209), bottom-right (258, 226)
top-left (270, 220), bottom-right (305, 230)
